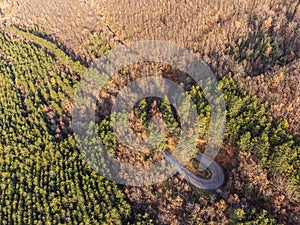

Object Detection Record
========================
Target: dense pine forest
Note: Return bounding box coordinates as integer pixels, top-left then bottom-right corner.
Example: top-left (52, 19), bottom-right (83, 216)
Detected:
top-left (0, 28), bottom-right (155, 224)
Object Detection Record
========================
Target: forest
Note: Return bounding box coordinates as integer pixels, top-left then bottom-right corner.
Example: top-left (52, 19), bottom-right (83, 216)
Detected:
top-left (0, 0), bottom-right (299, 224)
top-left (0, 25), bottom-right (298, 224)
top-left (0, 28), bottom-right (153, 224)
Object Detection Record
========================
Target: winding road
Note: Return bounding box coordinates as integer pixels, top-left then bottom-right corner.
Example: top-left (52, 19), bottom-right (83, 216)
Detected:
top-left (163, 151), bottom-right (224, 191)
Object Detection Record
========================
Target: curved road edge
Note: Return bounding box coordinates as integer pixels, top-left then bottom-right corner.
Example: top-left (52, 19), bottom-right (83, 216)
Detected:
top-left (163, 151), bottom-right (224, 191)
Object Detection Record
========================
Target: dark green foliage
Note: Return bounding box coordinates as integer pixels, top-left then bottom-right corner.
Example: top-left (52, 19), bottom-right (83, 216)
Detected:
top-left (218, 76), bottom-right (299, 187)
top-left (188, 76), bottom-right (299, 187)
top-left (98, 74), bottom-right (299, 189)
top-left (98, 98), bottom-right (181, 154)
top-left (229, 32), bottom-right (296, 76)
top-left (0, 30), bottom-right (152, 224)
top-left (130, 213), bottom-right (153, 225)
top-left (22, 25), bottom-right (48, 39)
top-left (1, 24), bottom-right (297, 224)
top-left (230, 208), bottom-right (280, 225)
top-left (7, 26), bottom-right (86, 75)
top-left (137, 99), bottom-right (149, 126)
top-left (89, 32), bottom-right (111, 58)
top-left (183, 75), bottom-right (299, 187)
top-left (159, 98), bottom-right (181, 138)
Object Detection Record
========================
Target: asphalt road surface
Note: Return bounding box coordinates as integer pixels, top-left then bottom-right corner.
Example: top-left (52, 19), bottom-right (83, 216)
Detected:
top-left (163, 150), bottom-right (224, 191)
